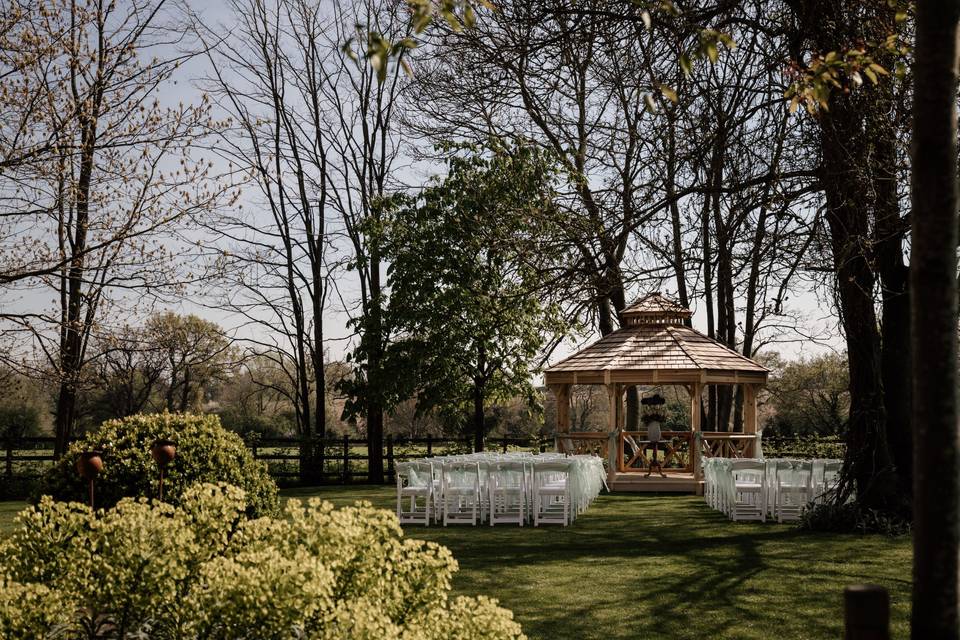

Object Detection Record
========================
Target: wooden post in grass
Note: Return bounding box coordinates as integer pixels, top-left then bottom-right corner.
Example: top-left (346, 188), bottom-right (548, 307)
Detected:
top-left (844, 584), bottom-right (889, 640)
top-left (342, 434), bottom-right (350, 483)
top-left (426, 434), bottom-right (433, 457)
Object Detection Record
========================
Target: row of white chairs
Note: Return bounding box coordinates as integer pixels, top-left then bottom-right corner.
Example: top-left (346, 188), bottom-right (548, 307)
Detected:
top-left (703, 458), bottom-right (842, 523)
top-left (395, 452), bottom-right (607, 527)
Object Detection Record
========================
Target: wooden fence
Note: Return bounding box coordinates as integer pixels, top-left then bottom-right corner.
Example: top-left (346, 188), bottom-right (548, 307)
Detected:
top-left (1, 433), bottom-right (841, 498)
top-left (1, 435), bottom-right (551, 497)
top-left (251, 435), bottom-right (550, 485)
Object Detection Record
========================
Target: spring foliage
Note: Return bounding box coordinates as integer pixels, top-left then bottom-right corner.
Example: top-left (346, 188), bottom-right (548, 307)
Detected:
top-left (0, 483), bottom-right (525, 639)
top-left (34, 413), bottom-right (279, 517)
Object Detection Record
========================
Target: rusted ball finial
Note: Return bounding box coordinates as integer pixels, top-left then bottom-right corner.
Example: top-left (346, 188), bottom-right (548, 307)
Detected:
top-left (150, 439), bottom-right (177, 468)
top-left (76, 451), bottom-right (103, 508)
top-left (150, 439), bottom-right (177, 501)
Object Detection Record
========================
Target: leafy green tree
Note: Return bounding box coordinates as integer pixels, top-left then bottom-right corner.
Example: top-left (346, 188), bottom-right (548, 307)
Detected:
top-left (763, 352), bottom-right (850, 437)
top-left (145, 313), bottom-right (235, 413)
top-left (382, 144), bottom-right (567, 451)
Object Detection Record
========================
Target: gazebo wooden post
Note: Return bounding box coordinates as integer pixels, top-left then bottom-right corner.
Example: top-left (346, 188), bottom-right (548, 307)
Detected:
top-left (690, 382), bottom-right (703, 492)
top-left (743, 383), bottom-right (758, 457)
top-left (606, 382), bottom-right (622, 478)
top-left (550, 384), bottom-right (572, 453)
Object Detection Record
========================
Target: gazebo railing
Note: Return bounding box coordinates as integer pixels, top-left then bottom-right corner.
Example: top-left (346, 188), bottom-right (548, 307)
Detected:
top-left (617, 431), bottom-right (693, 473)
top-left (700, 432), bottom-right (758, 459)
top-left (555, 431), bottom-right (610, 459)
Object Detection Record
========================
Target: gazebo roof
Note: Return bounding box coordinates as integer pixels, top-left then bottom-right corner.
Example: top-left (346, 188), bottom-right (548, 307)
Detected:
top-left (544, 293), bottom-right (768, 386)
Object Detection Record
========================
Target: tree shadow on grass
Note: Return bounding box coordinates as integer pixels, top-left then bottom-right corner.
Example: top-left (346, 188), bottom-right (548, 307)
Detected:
top-left (283, 488), bottom-right (912, 640)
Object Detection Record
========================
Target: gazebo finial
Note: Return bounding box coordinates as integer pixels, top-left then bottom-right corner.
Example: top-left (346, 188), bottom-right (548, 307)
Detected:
top-left (620, 291), bottom-right (692, 326)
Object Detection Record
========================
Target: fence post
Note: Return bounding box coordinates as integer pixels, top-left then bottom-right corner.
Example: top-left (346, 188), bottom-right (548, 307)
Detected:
top-left (501, 436), bottom-right (508, 453)
top-left (4, 438), bottom-right (13, 499)
top-left (386, 435), bottom-right (394, 485)
top-left (844, 585), bottom-right (889, 640)
top-left (426, 434), bottom-right (433, 457)
top-left (342, 435), bottom-right (350, 483)
top-left (319, 438), bottom-right (325, 481)
top-left (539, 437), bottom-right (546, 453)
top-left (4, 437), bottom-right (12, 482)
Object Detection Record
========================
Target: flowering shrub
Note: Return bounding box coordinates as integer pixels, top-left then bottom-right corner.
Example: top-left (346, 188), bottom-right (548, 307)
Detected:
top-left (0, 483), bottom-right (526, 639)
top-left (34, 412), bottom-right (279, 517)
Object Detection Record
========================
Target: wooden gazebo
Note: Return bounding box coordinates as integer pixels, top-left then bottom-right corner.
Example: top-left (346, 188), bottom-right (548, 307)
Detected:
top-left (544, 292), bottom-right (769, 493)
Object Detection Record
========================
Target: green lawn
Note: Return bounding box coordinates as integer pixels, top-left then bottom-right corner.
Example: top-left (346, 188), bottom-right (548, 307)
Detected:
top-left (0, 487), bottom-right (912, 639)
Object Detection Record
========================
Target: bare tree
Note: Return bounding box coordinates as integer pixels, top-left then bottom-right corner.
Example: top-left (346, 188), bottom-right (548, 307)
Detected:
top-left (201, 0), bottom-right (408, 483)
top-left (408, 0), bottom-right (818, 431)
top-left (0, 0), bottom-right (227, 456)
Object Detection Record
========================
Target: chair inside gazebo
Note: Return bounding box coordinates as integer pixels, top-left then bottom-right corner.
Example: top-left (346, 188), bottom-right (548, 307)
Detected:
top-left (544, 293), bottom-right (769, 494)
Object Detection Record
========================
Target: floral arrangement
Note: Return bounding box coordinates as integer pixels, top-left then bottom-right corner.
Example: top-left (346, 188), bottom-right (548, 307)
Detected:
top-left (640, 394), bottom-right (667, 425)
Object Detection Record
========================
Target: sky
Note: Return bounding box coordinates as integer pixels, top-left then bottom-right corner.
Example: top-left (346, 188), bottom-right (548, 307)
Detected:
top-left (1, 1), bottom-right (847, 375)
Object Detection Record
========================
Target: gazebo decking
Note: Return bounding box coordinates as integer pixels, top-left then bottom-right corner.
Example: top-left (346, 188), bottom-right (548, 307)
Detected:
top-left (545, 293), bottom-right (769, 494)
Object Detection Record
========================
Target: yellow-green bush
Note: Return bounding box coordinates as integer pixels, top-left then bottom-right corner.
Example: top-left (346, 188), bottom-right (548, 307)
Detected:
top-left (0, 483), bottom-right (526, 640)
top-left (34, 412), bottom-right (279, 517)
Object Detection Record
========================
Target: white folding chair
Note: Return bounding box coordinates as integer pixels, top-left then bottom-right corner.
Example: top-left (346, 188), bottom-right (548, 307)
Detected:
top-left (533, 461), bottom-right (573, 526)
top-left (489, 461), bottom-right (526, 526)
top-left (729, 460), bottom-right (766, 522)
top-left (813, 460), bottom-right (842, 504)
top-left (776, 460), bottom-right (813, 522)
top-left (396, 461), bottom-right (433, 526)
top-left (441, 461), bottom-right (481, 526)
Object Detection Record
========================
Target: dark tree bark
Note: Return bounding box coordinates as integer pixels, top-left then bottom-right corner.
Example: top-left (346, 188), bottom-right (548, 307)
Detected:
top-left (910, 0), bottom-right (960, 635)
top-left (871, 38), bottom-right (913, 489)
top-left (790, 0), bottom-right (908, 512)
top-left (819, 96), bottom-right (898, 508)
top-left (473, 378), bottom-right (486, 453)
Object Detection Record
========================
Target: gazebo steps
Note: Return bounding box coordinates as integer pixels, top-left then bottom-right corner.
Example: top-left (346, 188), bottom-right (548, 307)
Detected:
top-left (609, 472), bottom-right (701, 494)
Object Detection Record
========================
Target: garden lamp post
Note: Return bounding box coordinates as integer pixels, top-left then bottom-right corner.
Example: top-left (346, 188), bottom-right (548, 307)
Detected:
top-left (75, 451), bottom-right (103, 509)
top-left (150, 439), bottom-right (177, 501)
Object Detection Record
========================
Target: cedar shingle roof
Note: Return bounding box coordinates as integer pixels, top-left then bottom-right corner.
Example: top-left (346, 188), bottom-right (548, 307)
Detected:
top-left (546, 293), bottom-right (768, 378)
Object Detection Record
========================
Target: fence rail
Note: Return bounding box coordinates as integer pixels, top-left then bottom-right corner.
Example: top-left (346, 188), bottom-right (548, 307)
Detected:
top-left (1, 434), bottom-right (551, 497)
top-left (1, 433), bottom-right (843, 499)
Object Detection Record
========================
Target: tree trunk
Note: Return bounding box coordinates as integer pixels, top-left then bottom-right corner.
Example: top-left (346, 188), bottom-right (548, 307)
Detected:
top-left (178, 367), bottom-right (191, 412)
top-left (910, 0), bottom-right (960, 635)
top-left (872, 49), bottom-right (913, 491)
top-left (365, 245), bottom-right (385, 484)
top-left (792, 0), bottom-right (908, 513)
top-left (53, 87), bottom-right (98, 458)
top-left (473, 378), bottom-right (485, 453)
top-left (666, 110), bottom-right (690, 316)
top-left (820, 96), bottom-right (900, 510)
